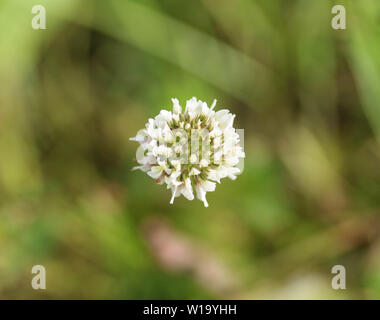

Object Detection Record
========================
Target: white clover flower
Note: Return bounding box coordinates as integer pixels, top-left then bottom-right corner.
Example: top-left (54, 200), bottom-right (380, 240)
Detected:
top-left (130, 97), bottom-right (245, 207)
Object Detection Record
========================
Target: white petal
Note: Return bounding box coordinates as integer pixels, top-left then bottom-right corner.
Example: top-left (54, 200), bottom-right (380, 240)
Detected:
top-left (129, 133), bottom-right (146, 142)
top-left (189, 167), bottom-right (201, 176)
top-left (208, 169), bottom-right (221, 183)
top-left (172, 98), bottom-right (182, 114)
top-left (181, 178), bottom-right (194, 200)
top-left (147, 166), bottom-right (163, 179)
top-left (132, 164), bottom-right (150, 172)
top-left (211, 99), bottom-right (217, 110)
top-left (195, 183), bottom-right (208, 207)
top-left (199, 159), bottom-right (209, 168)
top-left (202, 180), bottom-right (216, 192)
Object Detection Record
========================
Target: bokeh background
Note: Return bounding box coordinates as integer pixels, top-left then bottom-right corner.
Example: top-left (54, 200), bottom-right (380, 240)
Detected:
top-left (1, 0), bottom-right (380, 299)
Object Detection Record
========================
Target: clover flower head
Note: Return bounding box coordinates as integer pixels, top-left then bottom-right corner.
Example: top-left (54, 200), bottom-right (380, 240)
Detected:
top-left (130, 97), bottom-right (245, 207)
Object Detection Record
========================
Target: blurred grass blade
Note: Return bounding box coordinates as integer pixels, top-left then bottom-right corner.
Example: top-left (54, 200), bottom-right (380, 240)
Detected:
top-left (0, 0), bottom-right (80, 79)
top-left (348, 0), bottom-right (380, 142)
top-left (81, 0), bottom-right (272, 105)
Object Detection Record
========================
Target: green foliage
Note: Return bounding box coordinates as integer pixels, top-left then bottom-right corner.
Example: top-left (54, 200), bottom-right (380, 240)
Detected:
top-left (0, 0), bottom-right (379, 299)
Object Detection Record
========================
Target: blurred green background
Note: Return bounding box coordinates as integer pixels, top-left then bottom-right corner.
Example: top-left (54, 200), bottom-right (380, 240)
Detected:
top-left (1, 0), bottom-right (380, 299)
